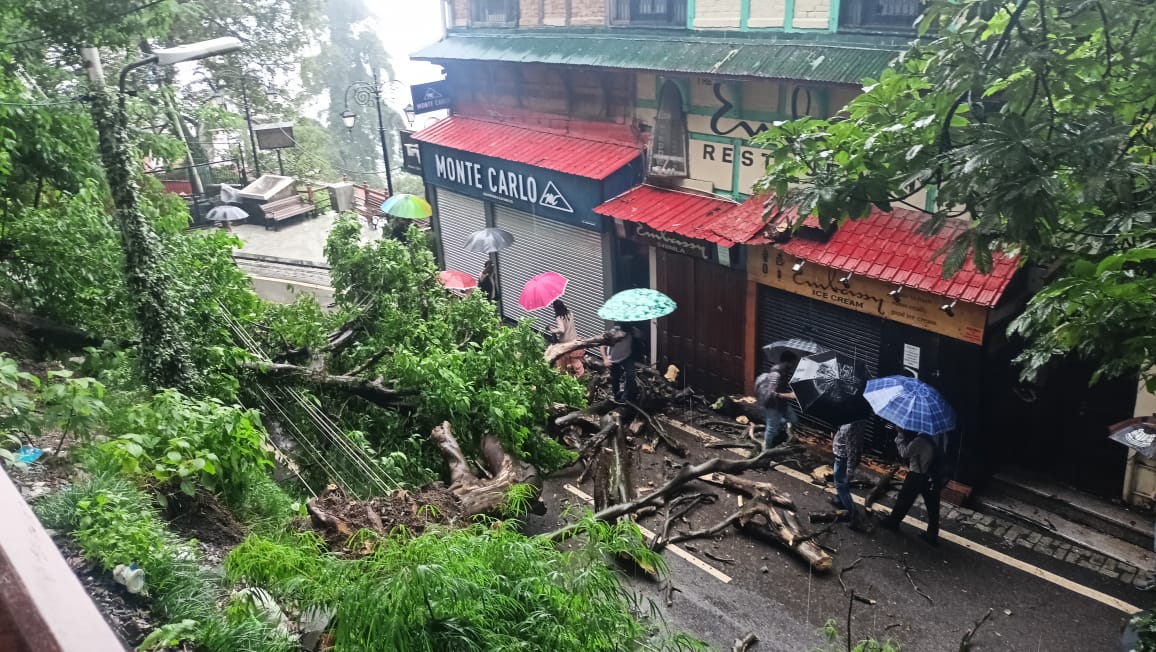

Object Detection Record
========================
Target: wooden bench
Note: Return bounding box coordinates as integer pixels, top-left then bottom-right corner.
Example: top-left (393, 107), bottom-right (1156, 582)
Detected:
top-left (262, 195), bottom-right (315, 230)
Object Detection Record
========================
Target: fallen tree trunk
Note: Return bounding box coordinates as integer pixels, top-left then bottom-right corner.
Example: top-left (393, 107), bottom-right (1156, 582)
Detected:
top-left (430, 421), bottom-right (542, 516)
top-left (710, 395), bottom-right (766, 423)
top-left (243, 361), bottom-right (413, 409)
top-left (0, 303), bottom-right (115, 351)
top-left (546, 444), bottom-right (804, 541)
top-left (699, 472), bottom-right (795, 510)
top-left (545, 329), bottom-right (624, 365)
top-left (865, 465), bottom-right (900, 509)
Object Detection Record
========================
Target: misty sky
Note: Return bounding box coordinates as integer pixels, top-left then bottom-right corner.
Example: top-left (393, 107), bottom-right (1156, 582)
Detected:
top-left (372, 0), bottom-right (446, 85)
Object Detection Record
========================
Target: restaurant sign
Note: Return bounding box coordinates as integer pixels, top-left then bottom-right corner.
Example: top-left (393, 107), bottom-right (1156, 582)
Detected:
top-left (621, 220), bottom-right (739, 266)
top-left (747, 246), bottom-right (987, 344)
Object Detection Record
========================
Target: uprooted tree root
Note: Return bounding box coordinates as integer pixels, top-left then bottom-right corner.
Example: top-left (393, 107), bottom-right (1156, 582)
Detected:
top-left (305, 484), bottom-right (463, 550)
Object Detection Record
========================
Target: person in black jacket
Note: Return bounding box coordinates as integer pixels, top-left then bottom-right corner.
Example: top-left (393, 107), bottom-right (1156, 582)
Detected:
top-left (476, 260), bottom-right (497, 301)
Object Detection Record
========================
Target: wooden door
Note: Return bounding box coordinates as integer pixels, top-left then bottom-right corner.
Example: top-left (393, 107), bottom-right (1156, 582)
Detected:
top-left (656, 249), bottom-right (746, 396)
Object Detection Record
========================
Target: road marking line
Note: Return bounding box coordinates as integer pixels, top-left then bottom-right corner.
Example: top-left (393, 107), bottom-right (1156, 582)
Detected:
top-left (246, 274), bottom-right (332, 291)
top-left (562, 483), bottom-right (733, 584)
top-left (671, 422), bottom-right (1143, 615)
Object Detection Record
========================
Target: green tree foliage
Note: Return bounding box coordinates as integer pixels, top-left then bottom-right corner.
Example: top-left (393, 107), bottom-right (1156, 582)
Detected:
top-left (224, 520), bottom-right (702, 652)
top-left (315, 215), bottom-right (583, 473)
top-left (302, 0), bottom-right (405, 188)
top-left (752, 0), bottom-right (1156, 388)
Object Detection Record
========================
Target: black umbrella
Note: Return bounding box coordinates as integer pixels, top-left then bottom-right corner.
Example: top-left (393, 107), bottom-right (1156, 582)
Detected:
top-left (762, 338), bottom-right (826, 364)
top-left (789, 350), bottom-right (872, 425)
top-left (464, 227), bottom-right (515, 254)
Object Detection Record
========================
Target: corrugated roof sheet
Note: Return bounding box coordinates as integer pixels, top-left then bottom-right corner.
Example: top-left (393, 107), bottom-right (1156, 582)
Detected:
top-left (412, 116), bottom-right (641, 180)
top-left (594, 185), bottom-right (738, 245)
top-left (769, 207), bottom-right (1019, 307)
top-left (711, 193), bottom-right (775, 244)
top-left (413, 31), bottom-right (906, 85)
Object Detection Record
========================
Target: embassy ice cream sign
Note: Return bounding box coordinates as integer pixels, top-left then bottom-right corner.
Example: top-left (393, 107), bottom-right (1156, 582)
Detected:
top-left (420, 143), bottom-right (642, 230)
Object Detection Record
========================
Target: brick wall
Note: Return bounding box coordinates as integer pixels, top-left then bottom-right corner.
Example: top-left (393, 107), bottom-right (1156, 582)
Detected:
top-left (570, 0), bottom-right (605, 24)
top-left (747, 0), bottom-right (787, 27)
top-left (792, 0), bottom-right (831, 29)
top-left (693, 0), bottom-right (741, 28)
top-left (452, 0), bottom-right (469, 26)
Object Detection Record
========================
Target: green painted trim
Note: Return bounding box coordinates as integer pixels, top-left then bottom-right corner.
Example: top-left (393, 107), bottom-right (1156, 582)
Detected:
top-left (925, 184), bottom-right (939, 212)
top-left (828, 0), bottom-right (841, 31)
top-left (637, 98), bottom-right (658, 110)
top-left (783, 0), bottom-right (796, 31)
top-left (776, 84), bottom-right (788, 114)
top-left (689, 131), bottom-right (741, 145)
top-left (740, 0), bottom-right (750, 31)
top-left (687, 0), bottom-right (696, 29)
top-left (731, 149), bottom-right (743, 196)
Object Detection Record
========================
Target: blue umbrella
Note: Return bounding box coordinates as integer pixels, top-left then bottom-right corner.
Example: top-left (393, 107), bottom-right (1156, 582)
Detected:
top-left (863, 376), bottom-right (956, 435)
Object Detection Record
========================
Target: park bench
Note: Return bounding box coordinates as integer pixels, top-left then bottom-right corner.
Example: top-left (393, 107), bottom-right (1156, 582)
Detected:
top-left (262, 195), bottom-right (315, 230)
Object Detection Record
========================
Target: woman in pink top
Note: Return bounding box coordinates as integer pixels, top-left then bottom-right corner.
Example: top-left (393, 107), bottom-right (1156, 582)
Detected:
top-left (549, 300), bottom-right (584, 378)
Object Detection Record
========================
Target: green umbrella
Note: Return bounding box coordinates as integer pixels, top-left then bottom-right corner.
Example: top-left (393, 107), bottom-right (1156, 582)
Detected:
top-left (597, 289), bottom-right (677, 321)
top-left (379, 193), bottom-right (432, 219)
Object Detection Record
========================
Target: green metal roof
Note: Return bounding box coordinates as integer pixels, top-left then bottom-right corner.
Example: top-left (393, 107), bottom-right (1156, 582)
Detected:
top-left (412, 30), bottom-right (908, 85)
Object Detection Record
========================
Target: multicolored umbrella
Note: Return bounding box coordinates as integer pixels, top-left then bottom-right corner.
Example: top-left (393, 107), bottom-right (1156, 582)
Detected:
top-left (438, 270), bottom-right (478, 291)
top-left (864, 376), bottom-right (956, 435)
top-left (464, 227), bottom-right (515, 254)
top-left (519, 272), bottom-right (568, 311)
top-left (597, 289), bottom-right (677, 322)
top-left (789, 351), bottom-right (872, 425)
top-left (379, 193), bottom-right (432, 219)
top-left (762, 338), bottom-right (827, 364)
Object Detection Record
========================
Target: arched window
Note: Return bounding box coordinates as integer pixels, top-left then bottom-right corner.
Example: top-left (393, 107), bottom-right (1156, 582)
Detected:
top-left (649, 81), bottom-right (688, 178)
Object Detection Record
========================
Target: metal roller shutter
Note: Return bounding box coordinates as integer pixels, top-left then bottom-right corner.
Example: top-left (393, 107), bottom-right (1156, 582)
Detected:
top-left (434, 190), bottom-right (488, 276)
top-left (495, 207), bottom-right (607, 338)
top-left (757, 285), bottom-right (887, 449)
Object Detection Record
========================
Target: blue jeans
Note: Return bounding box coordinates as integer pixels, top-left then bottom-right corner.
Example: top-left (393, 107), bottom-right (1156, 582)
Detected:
top-left (763, 405), bottom-right (797, 448)
top-left (833, 456), bottom-right (854, 512)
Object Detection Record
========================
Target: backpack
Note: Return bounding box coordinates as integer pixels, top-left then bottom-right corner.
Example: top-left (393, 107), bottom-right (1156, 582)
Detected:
top-left (755, 372), bottom-right (775, 407)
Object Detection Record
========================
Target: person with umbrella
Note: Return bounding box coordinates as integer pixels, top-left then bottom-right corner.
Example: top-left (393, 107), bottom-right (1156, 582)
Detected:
top-left (879, 429), bottom-right (946, 545)
top-left (602, 322), bottom-right (640, 402)
top-left (596, 289), bottom-right (677, 403)
top-left (863, 376), bottom-right (956, 546)
top-left (477, 260), bottom-right (497, 301)
top-left (756, 351), bottom-right (800, 450)
top-left (548, 299), bottom-right (584, 378)
top-left (832, 418), bottom-right (869, 529)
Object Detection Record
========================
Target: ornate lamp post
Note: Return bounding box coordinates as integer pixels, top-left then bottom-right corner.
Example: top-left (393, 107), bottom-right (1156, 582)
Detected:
top-left (341, 69), bottom-right (395, 195)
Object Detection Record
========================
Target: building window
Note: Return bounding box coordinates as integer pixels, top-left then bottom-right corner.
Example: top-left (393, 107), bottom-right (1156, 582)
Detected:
top-left (471, 0), bottom-right (518, 26)
top-left (840, 0), bottom-right (922, 32)
top-left (612, 0), bottom-right (687, 27)
top-left (649, 81), bottom-right (688, 178)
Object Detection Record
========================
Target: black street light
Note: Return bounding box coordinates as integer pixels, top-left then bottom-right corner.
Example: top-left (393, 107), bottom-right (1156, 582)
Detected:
top-left (342, 69), bottom-right (395, 195)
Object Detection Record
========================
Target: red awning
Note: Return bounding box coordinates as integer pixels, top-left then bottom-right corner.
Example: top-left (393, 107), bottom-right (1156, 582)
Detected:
top-left (715, 196), bottom-right (1019, 307)
top-left (793, 209), bottom-right (1017, 308)
top-left (594, 185), bottom-right (738, 245)
top-left (411, 116), bottom-right (641, 180)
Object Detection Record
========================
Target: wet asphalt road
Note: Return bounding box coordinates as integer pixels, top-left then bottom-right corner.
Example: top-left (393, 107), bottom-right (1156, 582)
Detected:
top-left (524, 429), bottom-right (1144, 651)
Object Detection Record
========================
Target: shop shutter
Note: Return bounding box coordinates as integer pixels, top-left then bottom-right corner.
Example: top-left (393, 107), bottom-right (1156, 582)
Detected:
top-left (434, 190), bottom-right (488, 277)
top-left (757, 286), bottom-right (886, 449)
top-left (494, 206), bottom-right (606, 338)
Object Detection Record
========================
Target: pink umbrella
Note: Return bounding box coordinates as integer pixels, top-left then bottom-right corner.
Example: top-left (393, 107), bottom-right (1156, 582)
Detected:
top-left (438, 270), bottom-right (478, 291)
top-left (519, 272), bottom-right (568, 311)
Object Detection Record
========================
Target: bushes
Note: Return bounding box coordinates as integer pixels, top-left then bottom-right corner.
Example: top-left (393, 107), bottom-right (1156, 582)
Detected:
top-left (225, 519), bottom-right (705, 652)
top-left (99, 389), bottom-right (272, 503)
top-left (35, 475), bottom-right (294, 652)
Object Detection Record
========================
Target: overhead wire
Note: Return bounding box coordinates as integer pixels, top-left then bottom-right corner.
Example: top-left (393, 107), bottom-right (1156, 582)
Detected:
top-left (217, 302), bottom-right (399, 494)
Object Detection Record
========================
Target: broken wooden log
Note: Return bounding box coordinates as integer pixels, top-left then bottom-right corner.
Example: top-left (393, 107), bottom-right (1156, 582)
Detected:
top-left (864, 465), bottom-right (900, 509)
top-left (430, 421), bottom-right (542, 516)
top-left (710, 394), bottom-right (766, 423)
top-left (243, 361), bottom-right (414, 409)
top-left (740, 504), bottom-right (832, 571)
top-left (545, 329), bottom-right (624, 365)
top-left (732, 632), bottom-right (758, 652)
top-left (699, 472), bottom-right (796, 510)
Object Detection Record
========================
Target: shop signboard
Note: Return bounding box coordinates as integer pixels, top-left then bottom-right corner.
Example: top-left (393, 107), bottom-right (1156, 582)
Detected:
top-left (747, 246), bottom-right (988, 345)
top-left (410, 80), bottom-right (451, 114)
top-left (620, 219), bottom-right (740, 267)
top-left (419, 142), bottom-right (641, 230)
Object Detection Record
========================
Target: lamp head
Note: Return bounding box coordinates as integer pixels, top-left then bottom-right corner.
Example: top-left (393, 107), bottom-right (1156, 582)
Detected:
top-left (403, 104), bottom-right (416, 125)
top-left (838, 273), bottom-right (852, 288)
top-left (889, 286), bottom-right (903, 302)
top-left (153, 37), bottom-right (242, 66)
top-left (791, 260), bottom-right (805, 273)
top-left (340, 109), bottom-right (357, 131)
top-left (940, 300), bottom-right (957, 317)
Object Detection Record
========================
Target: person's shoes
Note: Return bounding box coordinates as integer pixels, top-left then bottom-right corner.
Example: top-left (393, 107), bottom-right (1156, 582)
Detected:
top-left (878, 518), bottom-right (900, 531)
top-left (829, 495), bottom-right (843, 508)
top-left (919, 532), bottom-right (940, 547)
top-left (1134, 574), bottom-right (1156, 591)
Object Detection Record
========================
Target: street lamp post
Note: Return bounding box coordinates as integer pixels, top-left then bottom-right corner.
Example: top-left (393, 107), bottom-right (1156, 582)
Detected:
top-left (238, 79), bottom-right (261, 178)
top-left (341, 69), bottom-right (394, 196)
top-left (80, 37), bottom-right (241, 392)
